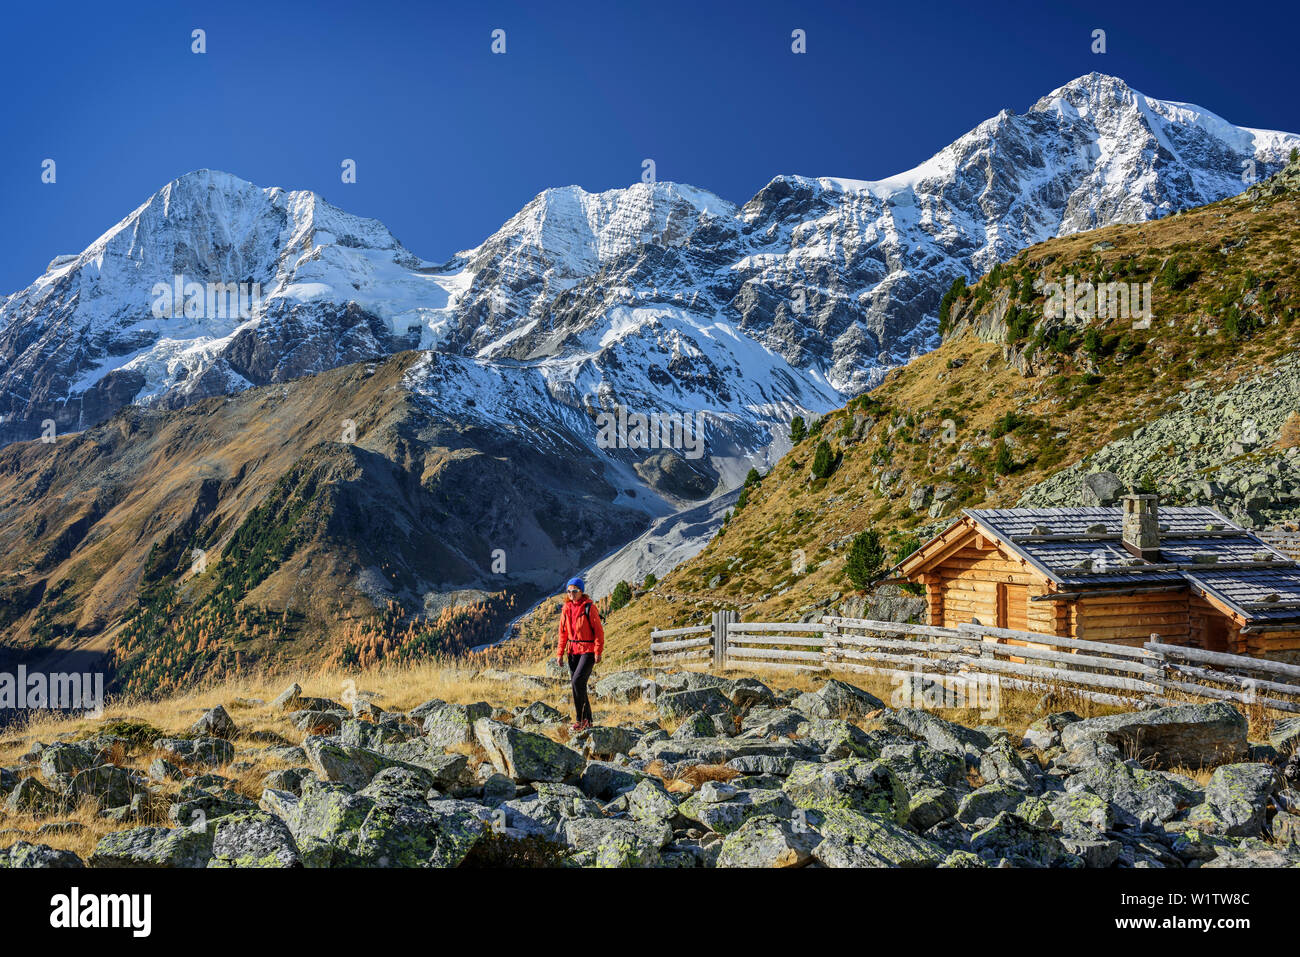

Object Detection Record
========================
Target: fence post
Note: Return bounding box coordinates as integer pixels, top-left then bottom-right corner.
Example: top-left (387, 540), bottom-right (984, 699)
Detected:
top-left (711, 610), bottom-right (736, 669)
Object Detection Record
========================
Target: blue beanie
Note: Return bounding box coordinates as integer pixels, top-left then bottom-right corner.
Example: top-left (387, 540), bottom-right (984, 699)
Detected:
top-left (566, 577), bottom-right (585, 593)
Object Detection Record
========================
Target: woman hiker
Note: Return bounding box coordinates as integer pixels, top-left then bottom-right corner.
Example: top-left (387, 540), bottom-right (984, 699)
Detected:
top-left (556, 577), bottom-right (604, 731)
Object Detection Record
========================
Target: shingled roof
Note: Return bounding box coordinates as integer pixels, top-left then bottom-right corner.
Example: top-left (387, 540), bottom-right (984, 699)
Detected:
top-left (901, 505), bottom-right (1300, 626)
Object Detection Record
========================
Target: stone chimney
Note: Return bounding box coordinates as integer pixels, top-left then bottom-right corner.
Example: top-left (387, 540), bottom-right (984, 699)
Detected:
top-left (1121, 493), bottom-right (1161, 561)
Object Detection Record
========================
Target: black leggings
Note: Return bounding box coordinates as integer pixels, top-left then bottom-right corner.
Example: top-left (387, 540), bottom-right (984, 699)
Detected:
top-left (568, 652), bottom-right (595, 723)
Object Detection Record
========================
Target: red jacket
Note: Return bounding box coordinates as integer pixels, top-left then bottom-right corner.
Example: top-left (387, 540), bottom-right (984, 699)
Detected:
top-left (558, 596), bottom-right (604, 658)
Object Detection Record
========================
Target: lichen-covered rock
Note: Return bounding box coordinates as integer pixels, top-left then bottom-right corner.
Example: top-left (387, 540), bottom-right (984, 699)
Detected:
top-left (153, 737), bottom-right (234, 769)
top-left (1188, 763), bottom-right (1281, 837)
top-left (740, 706), bottom-right (808, 737)
top-left (907, 787), bottom-right (958, 832)
top-left (811, 807), bottom-right (946, 867)
top-left (575, 725), bottom-right (637, 758)
top-left (802, 719), bottom-right (880, 760)
top-left (39, 742), bottom-right (100, 789)
top-left (69, 764), bottom-right (146, 811)
top-left (5, 775), bottom-right (61, 815)
top-left (679, 788), bottom-right (795, 835)
top-left (473, 719), bottom-right (584, 784)
top-left (89, 825), bottom-right (215, 868)
top-left (1045, 790), bottom-right (1113, 836)
top-left (978, 740), bottom-right (1037, 791)
top-left (421, 702), bottom-right (492, 748)
top-left (783, 758), bottom-right (909, 824)
top-left (559, 817), bottom-right (671, 868)
top-left (209, 812), bottom-right (301, 868)
top-left (671, 711), bottom-right (718, 740)
top-left (970, 811), bottom-right (1070, 867)
top-left (955, 783), bottom-right (1026, 825)
top-left (189, 705), bottom-right (237, 740)
top-left (791, 679), bottom-right (885, 720)
top-left (579, 761), bottom-right (652, 801)
top-left (340, 718), bottom-right (410, 751)
top-left (1022, 712), bottom-right (1083, 750)
top-left (0, 841), bottom-right (83, 868)
top-left (884, 709), bottom-right (991, 759)
top-left (1059, 703), bottom-right (1248, 770)
top-left (1202, 840), bottom-right (1300, 868)
top-left (880, 742), bottom-right (966, 792)
top-left (592, 671), bottom-right (649, 704)
top-left (301, 735), bottom-right (429, 791)
top-left (1066, 760), bottom-right (1200, 828)
top-left (656, 687), bottom-right (735, 720)
top-left (626, 778), bottom-right (682, 828)
top-left (1269, 716), bottom-right (1300, 754)
top-left (716, 815), bottom-right (819, 867)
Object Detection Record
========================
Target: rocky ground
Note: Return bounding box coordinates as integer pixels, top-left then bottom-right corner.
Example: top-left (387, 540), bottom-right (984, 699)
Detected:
top-left (3, 666), bottom-right (1300, 868)
top-left (1019, 355), bottom-right (1300, 529)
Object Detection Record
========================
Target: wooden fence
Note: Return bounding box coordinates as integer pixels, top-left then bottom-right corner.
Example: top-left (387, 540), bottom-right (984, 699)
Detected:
top-left (650, 614), bottom-right (1300, 713)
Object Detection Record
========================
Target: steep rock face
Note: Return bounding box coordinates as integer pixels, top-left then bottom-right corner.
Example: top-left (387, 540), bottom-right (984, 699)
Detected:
top-left (1, 75), bottom-right (1294, 450)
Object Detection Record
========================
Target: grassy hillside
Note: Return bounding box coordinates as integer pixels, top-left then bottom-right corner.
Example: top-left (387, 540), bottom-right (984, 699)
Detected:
top-left (583, 157), bottom-right (1300, 656)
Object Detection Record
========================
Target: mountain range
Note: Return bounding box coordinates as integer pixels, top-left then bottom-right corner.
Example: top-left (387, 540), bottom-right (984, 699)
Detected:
top-left (2, 72), bottom-right (1298, 679)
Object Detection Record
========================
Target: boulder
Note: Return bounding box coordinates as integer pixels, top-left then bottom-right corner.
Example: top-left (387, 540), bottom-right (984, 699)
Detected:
top-left (802, 719), bottom-right (881, 760)
top-left (153, 737), bottom-right (235, 768)
top-left (811, 807), bottom-right (946, 867)
top-left (1065, 761), bottom-right (1200, 828)
top-left (39, 742), bottom-right (100, 789)
top-left (1059, 703), bottom-right (1248, 770)
top-left (1022, 711), bottom-right (1083, 750)
top-left (579, 761), bottom-right (653, 802)
top-left (208, 811), bottom-right (301, 868)
top-left (301, 736), bottom-right (428, 791)
top-left (89, 826), bottom-right (215, 868)
top-left (790, 679), bottom-right (885, 720)
top-left (970, 811), bottom-right (1070, 867)
top-left (955, 783), bottom-right (1026, 825)
top-left (716, 815), bottom-right (819, 867)
top-left (473, 719), bottom-right (584, 783)
top-left (5, 776), bottom-right (61, 815)
top-left (1192, 763), bottom-right (1281, 837)
top-left (68, 764), bottom-right (146, 811)
top-left (0, 841), bottom-right (83, 868)
top-left (783, 758), bottom-right (909, 824)
top-left (679, 788), bottom-right (795, 835)
top-left (423, 702), bottom-right (492, 748)
top-left (656, 687), bottom-right (734, 720)
top-left (559, 817), bottom-right (671, 868)
top-left (189, 705), bottom-right (237, 740)
top-left (884, 709), bottom-right (991, 759)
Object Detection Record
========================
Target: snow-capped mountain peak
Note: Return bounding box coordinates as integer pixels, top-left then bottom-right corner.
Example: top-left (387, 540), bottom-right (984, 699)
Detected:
top-left (1, 75), bottom-right (1296, 467)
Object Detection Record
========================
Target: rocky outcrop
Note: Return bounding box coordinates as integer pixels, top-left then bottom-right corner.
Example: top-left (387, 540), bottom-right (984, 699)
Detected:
top-left (1019, 355), bottom-right (1300, 528)
top-left (3, 669), bottom-right (1299, 868)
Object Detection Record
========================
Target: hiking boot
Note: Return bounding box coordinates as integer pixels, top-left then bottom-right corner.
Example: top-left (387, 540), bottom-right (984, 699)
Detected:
top-left (570, 721), bottom-right (584, 731)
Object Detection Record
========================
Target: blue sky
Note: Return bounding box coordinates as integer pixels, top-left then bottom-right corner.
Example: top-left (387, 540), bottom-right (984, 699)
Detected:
top-left (2, 0), bottom-right (1296, 294)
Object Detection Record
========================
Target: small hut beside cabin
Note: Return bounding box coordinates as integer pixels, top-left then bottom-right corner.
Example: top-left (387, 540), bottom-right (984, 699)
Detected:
top-left (896, 494), bottom-right (1300, 659)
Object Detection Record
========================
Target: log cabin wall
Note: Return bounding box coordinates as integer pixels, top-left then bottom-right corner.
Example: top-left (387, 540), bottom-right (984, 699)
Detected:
top-left (931, 543), bottom-right (1041, 631)
top-left (1072, 591), bottom-right (1191, 647)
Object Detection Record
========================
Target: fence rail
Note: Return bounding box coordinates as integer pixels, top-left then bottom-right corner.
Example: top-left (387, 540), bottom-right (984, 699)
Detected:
top-left (650, 613), bottom-right (1300, 713)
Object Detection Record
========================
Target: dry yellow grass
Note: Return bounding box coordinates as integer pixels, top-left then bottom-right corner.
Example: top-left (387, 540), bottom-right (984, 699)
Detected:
top-left (0, 646), bottom-right (1285, 858)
